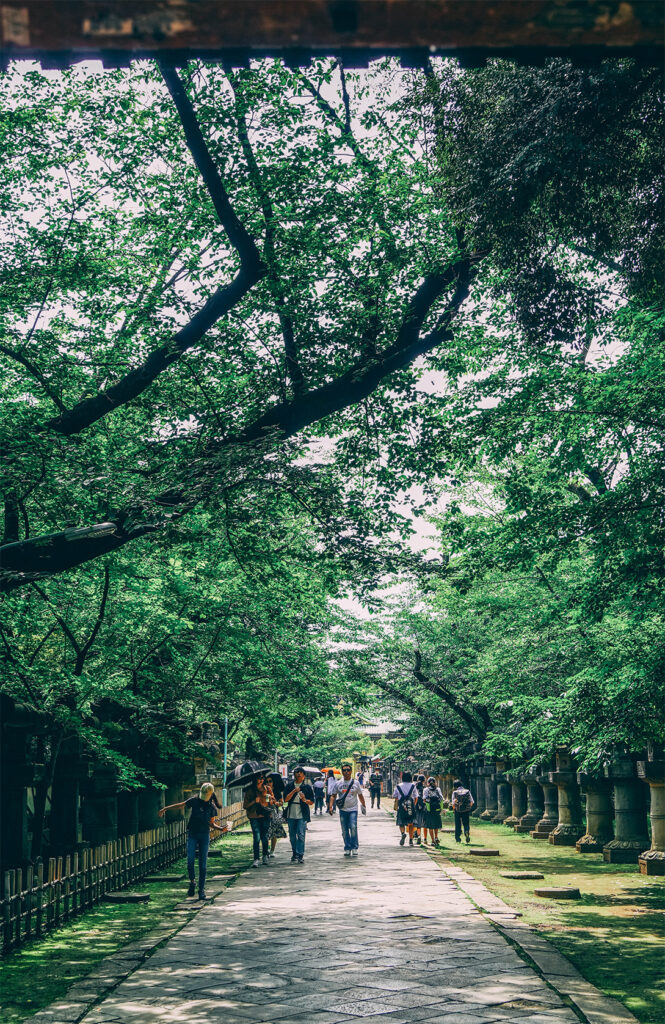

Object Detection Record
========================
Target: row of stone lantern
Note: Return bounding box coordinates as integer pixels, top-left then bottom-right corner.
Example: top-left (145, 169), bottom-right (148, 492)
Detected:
top-left (437, 746), bottom-right (664, 875)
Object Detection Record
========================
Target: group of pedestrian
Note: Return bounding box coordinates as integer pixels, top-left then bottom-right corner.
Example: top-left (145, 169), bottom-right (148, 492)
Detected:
top-left (393, 772), bottom-right (475, 847)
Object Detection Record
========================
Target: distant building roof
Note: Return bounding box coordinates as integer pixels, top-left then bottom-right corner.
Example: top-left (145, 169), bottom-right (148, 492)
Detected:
top-left (359, 721), bottom-right (401, 737)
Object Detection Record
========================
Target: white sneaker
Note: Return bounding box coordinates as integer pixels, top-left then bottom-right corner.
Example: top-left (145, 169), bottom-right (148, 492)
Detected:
top-left (252, 859), bottom-right (260, 868)
top-left (351, 850), bottom-right (359, 857)
top-left (343, 850), bottom-right (351, 857)
top-left (262, 855), bottom-right (270, 865)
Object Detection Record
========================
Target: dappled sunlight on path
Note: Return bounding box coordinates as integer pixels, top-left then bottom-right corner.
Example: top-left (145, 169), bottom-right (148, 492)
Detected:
top-left (80, 808), bottom-right (580, 1024)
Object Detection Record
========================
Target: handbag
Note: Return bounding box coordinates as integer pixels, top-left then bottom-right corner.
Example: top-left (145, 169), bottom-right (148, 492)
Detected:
top-left (335, 780), bottom-right (355, 810)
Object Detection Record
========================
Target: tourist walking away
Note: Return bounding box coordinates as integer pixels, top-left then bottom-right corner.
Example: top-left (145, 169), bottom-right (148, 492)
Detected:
top-left (326, 769), bottom-right (338, 814)
top-left (329, 761), bottom-right (366, 856)
top-left (159, 782), bottom-right (227, 900)
top-left (423, 776), bottom-right (443, 846)
top-left (451, 778), bottom-right (475, 844)
top-left (244, 774), bottom-right (273, 867)
top-left (266, 772), bottom-right (287, 856)
top-left (313, 775), bottom-right (326, 815)
top-left (368, 766), bottom-right (383, 808)
top-left (393, 771), bottom-right (419, 846)
top-left (413, 774), bottom-right (426, 844)
top-left (284, 766), bottom-right (315, 863)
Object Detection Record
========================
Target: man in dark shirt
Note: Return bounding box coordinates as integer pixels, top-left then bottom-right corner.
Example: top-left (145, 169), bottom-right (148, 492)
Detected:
top-left (160, 782), bottom-right (226, 899)
top-left (369, 769), bottom-right (383, 808)
top-left (284, 767), bottom-right (315, 864)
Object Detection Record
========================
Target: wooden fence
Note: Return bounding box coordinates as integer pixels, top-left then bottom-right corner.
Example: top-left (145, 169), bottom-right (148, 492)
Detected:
top-left (1, 801), bottom-right (247, 954)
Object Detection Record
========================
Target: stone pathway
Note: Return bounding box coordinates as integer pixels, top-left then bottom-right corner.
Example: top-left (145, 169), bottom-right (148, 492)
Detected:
top-left (75, 808), bottom-right (590, 1024)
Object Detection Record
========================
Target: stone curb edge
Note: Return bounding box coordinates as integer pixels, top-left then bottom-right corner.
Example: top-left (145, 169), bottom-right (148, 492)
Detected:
top-left (429, 851), bottom-right (640, 1024)
top-left (22, 872), bottom-right (241, 1024)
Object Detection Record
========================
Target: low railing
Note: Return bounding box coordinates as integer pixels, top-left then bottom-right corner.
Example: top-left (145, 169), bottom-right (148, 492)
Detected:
top-left (1, 801), bottom-right (247, 953)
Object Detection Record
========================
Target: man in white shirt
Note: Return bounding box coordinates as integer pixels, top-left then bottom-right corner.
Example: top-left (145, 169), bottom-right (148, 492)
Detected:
top-left (329, 761), bottom-right (367, 857)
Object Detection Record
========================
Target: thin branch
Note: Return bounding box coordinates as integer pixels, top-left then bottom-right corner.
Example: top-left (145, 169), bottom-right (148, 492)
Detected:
top-left (30, 583), bottom-right (82, 656)
top-left (75, 564), bottom-right (111, 675)
top-left (0, 344), bottom-right (68, 413)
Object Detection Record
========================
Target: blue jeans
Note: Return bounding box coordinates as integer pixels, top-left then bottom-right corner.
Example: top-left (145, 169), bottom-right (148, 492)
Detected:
top-left (287, 817), bottom-right (307, 858)
top-left (250, 816), bottom-right (270, 860)
top-left (187, 831), bottom-right (210, 895)
top-left (340, 809), bottom-right (358, 850)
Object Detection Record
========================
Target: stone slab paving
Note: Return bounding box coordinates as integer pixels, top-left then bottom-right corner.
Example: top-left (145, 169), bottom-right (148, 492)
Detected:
top-left (48, 809), bottom-right (620, 1024)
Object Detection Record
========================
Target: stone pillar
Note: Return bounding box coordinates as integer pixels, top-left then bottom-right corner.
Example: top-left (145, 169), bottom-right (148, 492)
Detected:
top-left (80, 770), bottom-right (118, 846)
top-left (503, 775), bottom-right (527, 828)
top-left (549, 749), bottom-right (585, 846)
top-left (603, 754), bottom-right (650, 864)
top-left (471, 761), bottom-right (486, 818)
top-left (515, 769), bottom-right (544, 833)
top-left (576, 774), bottom-right (613, 853)
top-left (531, 763), bottom-right (558, 838)
top-left (480, 764), bottom-right (499, 821)
top-left (117, 791), bottom-right (140, 837)
top-left (637, 759), bottom-right (665, 876)
top-left (137, 786), bottom-right (164, 831)
top-left (0, 706), bottom-right (32, 871)
top-left (49, 745), bottom-right (88, 855)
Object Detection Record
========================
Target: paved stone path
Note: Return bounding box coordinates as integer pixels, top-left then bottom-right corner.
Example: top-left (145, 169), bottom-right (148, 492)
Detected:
top-left (80, 809), bottom-right (581, 1024)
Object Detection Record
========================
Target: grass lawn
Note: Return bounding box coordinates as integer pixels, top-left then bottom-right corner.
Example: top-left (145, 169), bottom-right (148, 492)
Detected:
top-left (0, 829), bottom-right (253, 1024)
top-left (430, 814), bottom-right (665, 1024)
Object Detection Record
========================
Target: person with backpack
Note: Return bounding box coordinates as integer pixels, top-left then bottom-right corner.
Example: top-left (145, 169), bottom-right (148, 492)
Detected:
top-left (393, 770), bottom-right (419, 847)
top-left (422, 776), bottom-right (443, 846)
top-left (159, 782), bottom-right (227, 900)
top-left (451, 778), bottom-right (475, 844)
top-left (312, 775), bottom-right (326, 815)
top-left (244, 774), bottom-right (275, 867)
top-left (412, 774), bottom-right (426, 845)
top-left (329, 761), bottom-right (366, 856)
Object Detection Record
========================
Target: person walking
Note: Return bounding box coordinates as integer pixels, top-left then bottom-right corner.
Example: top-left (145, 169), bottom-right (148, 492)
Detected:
top-left (451, 778), bottom-right (475, 844)
top-left (423, 776), bottom-right (443, 846)
top-left (159, 782), bottom-right (227, 900)
top-left (266, 773), bottom-right (287, 857)
top-left (412, 774), bottom-right (426, 845)
top-left (393, 771), bottom-right (419, 847)
top-left (244, 774), bottom-right (273, 867)
top-left (312, 775), bottom-right (326, 815)
top-left (284, 766), bottom-right (315, 863)
top-left (329, 761), bottom-right (366, 857)
top-left (326, 769), bottom-right (338, 814)
top-left (368, 766), bottom-right (383, 808)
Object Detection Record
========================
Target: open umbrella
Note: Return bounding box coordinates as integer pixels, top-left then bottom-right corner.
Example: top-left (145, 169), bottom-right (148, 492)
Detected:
top-left (226, 760), bottom-right (270, 789)
top-left (321, 766), bottom-right (342, 778)
top-left (299, 766), bottom-right (324, 779)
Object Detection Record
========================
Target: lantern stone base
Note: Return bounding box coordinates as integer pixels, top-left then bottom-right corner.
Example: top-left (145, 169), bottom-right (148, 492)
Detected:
top-left (576, 832), bottom-right (611, 853)
top-left (639, 850), bottom-right (665, 875)
top-left (603, 839), bottom-right (648, 864)
top-left (549, 823), bottom-right (585, 846)
top-left (503, 815), bottom-right (520, 827)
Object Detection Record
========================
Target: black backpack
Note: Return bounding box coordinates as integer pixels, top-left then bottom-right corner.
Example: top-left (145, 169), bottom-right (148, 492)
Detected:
top-left (427, 791), bottom-right (441, 813)
top-left (397, 784), bottom-right (415, 816)
top-left (454, 787), bottom-right (473, 813)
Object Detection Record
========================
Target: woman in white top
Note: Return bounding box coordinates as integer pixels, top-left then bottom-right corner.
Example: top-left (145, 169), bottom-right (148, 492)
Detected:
top-left (326, 770), bottom-right (338, 814)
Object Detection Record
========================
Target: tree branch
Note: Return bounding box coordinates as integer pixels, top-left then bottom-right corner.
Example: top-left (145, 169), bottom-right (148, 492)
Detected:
top-left (0, 344), bottom-right (68, 413)
top-left (227, 69), bottom-right (305, 396)
top-left (0, 258), bottom-right (474, 589)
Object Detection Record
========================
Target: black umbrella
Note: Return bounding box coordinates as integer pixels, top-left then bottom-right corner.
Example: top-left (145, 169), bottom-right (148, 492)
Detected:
top-left (226, 760), bottom-right (271, 789)
top-left (299, 765), bottom-right (324, 779)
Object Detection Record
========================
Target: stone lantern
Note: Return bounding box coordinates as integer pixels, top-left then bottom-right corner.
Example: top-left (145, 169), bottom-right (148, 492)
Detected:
top-left (471, 758), bottom-right (486, 818)
top-left (531, 759), bottom-right (558, 839)
top-left (480, 760), bottom-right (499, 821)
top-left (493, 760), bottom-right (512, 823)
top-left (637, 758), bottom-right (665, 875)
top-left (602, 751), bottom-right (650, 864)
top-left (576, 773), bottom-right (614, 853)
top-left (548, 748), bottom-right (585, 845)
top-left (515, 767), bottom-right (545, 833)
top-left (503, 771), bottom-right (527, 828)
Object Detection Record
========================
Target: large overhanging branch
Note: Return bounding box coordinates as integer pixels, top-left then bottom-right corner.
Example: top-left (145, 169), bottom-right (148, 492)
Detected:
top-left (42, 65), bottom-right (266, 439)
top-left (0, 256), bottom-right (475, 591)
top-left (412, 648), bottom-right (489, 741)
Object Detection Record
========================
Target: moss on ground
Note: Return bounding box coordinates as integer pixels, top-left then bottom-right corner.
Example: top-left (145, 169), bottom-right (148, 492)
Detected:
top-left (0, 829), bottom-right (253, 1024)
top-left (429, 814), bottom-right (665, 1024)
